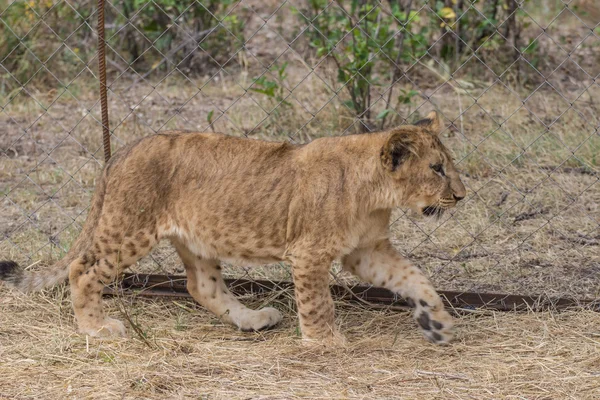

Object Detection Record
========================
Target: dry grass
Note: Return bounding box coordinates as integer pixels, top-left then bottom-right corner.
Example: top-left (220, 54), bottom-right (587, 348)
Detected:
top-left (0, 287), bottom-right (599, 400)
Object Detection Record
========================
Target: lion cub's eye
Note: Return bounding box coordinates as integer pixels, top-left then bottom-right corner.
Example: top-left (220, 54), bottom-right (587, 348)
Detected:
top-left (431, 163), bottom-right (445, 176)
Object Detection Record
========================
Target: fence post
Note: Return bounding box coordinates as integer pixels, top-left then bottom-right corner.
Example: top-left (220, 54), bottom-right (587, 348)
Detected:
top-left (97, 0), bottom-right (111, 162)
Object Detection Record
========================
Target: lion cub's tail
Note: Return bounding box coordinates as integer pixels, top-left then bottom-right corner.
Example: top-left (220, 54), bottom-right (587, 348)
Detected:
top-left (0, 165), bottom-right (110, 292)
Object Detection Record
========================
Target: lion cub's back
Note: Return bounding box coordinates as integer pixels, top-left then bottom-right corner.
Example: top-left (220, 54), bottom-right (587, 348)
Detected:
top-left (109, 132), bottom-right (298, 258)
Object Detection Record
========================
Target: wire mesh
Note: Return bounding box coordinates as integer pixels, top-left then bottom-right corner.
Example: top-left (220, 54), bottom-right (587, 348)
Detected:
top-left (1, 0), bottom-right (599, 299)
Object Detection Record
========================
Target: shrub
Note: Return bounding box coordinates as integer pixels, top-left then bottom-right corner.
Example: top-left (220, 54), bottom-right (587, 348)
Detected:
top-left (290, 0), bottom-right (523, 131)
top-left (0, 0), bottom-right (244, 96)
top-left (111, 0), bottom-right (244, 74)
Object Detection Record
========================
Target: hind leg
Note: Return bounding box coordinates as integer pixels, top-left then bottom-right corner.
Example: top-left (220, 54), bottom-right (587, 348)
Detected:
top-left (172, 239), bottom-right (282, 331)
top-left (69, 230), bottom-right (157, 337)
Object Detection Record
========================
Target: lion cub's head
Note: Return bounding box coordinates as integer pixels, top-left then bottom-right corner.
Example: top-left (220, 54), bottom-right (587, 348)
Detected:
top-left (380, 111), bottom-right (466, 217)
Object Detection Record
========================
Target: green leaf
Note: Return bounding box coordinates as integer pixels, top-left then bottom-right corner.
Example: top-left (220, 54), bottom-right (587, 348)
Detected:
top-left (277, 62), bottom-right (288, 78)
top-left (342, 99), bottom-right (356, 110)
top-left (250, 88), bottom-right (273, 97)
top-left (253, 76), bottom-right (267, 86)
top-left (398, 89), bottom-right (418, 104)
top-left (376, 109), bottom-right (391, 120)
top-left (276, 97), bottom-right (292, 107)
top-left (143, 20), bottom-right (161, 33)
top-left (337, 68), bottom-right (349, 83)
top-left (316, 47), bottom-right (329, 58)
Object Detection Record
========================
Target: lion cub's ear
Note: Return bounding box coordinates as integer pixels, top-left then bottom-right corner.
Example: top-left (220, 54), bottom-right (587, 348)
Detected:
top-left (414, 111), bottom-right (443, 135)
top-left (381, 132), bottom-right (416, 172)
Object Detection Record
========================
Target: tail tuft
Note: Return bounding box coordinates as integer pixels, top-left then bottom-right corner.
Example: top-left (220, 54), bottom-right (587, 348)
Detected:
top-left (0, 261), bottom-right (23, 287)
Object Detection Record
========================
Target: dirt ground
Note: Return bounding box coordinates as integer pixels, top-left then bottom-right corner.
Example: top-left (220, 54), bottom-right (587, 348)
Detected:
top-left (0, 289), bottom-right (599, 400)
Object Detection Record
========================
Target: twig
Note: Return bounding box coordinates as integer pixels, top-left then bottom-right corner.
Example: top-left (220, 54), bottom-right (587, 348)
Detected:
top-left (557, 234), bottom-right (599, 246)
top-left (513, 209), bottom-right (547, 223)
top-left (496, 192), bottom-right (509, 207)
top-left (456, 85), bottom-right (464, 136)
top-left (111, 221), bottom-right (153, 349)
top-left (539, 165), bottom-right (598, 177)
top-left (416, 369), bottom-right (470, 381)
top-left (106, 57), bottom-right (126, 74)
top-left (115, 294), bottom-right (153, 349)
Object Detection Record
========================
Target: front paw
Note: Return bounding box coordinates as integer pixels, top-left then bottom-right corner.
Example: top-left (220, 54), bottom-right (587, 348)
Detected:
top-left (413, 301), bottom-right (454, 345)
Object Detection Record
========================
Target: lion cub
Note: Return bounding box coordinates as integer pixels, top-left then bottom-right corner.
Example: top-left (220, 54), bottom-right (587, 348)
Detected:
top-left (0, 111), bottom-right (465, 345)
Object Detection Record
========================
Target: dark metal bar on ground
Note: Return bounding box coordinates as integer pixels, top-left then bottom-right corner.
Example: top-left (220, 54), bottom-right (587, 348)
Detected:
top-left (103, 273), bottom-right (599, 313)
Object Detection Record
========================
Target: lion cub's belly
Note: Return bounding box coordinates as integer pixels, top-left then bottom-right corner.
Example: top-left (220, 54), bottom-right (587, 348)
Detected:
top-left (159, 217), bottom-right (286, 265)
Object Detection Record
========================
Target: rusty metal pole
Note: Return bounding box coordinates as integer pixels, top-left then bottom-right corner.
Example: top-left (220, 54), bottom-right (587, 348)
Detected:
top-left (97, 0), bottom-right (111, 162)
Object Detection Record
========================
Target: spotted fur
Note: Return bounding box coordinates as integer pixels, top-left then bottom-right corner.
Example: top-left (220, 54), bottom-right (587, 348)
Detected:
top-left (0, 111), bottom-right (465, 344)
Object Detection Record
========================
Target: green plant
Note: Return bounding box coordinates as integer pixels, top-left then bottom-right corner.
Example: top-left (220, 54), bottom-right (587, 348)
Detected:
top-left (250, 62), bottom-right (291, 108)
top-left (292, 0), bottom-right (528, 131)
top-left (207, 109), bottom-right (216, 132)
top-left (377, 88), bottom-right (419, 124)
top-left (0, 0), bottom-right (244, 95)
top-left (294, 0), bottom-right (439, 131)
top-left (0, 1), bottom-right (93, 94)
top-left (247, 62), bottom-right (293, 134)
top-left (298, 0), bottom-right (420, 131)
top-left (521, 39), bottom-right (540, 68)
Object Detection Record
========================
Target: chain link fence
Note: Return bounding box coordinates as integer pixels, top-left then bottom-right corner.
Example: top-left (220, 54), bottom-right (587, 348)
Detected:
top-left (1, 0), bottom-right (599, 299)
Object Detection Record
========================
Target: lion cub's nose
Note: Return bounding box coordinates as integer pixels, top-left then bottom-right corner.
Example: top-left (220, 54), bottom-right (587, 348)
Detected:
top-left (453, 194), bottom-right (464, 201)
